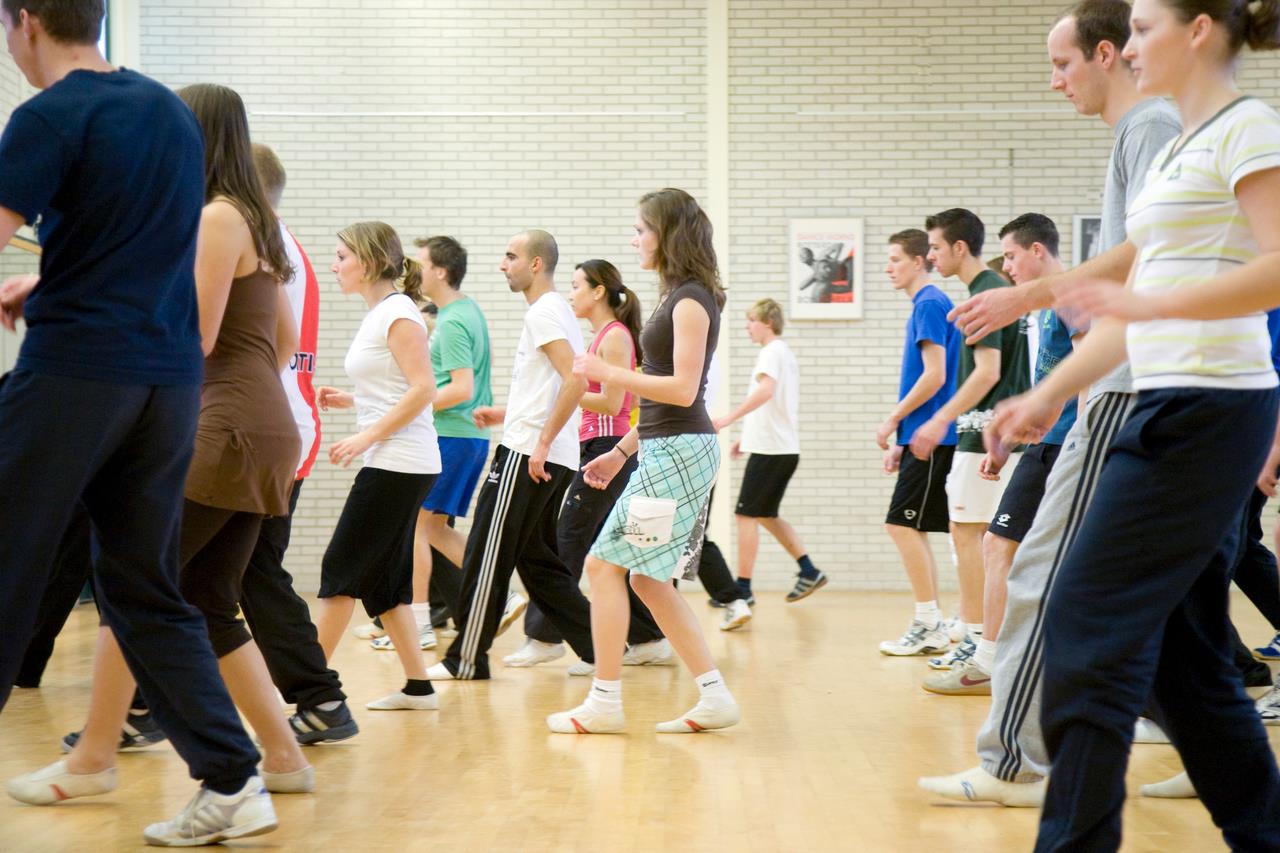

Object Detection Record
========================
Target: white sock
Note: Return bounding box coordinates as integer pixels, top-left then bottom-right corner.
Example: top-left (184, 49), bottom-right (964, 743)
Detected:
top-left (973, 638), bottom-right (997, 673)
top-left (694, 669), bottom-right (734, 708)
top-left (915, 601), bottom-right (942, 628)
top-left (411, 602), bottom-right (431, 629)
top-left (966, 623), bottom-right (984, 640)
top-left (584, 678), bottom-right (622, 714)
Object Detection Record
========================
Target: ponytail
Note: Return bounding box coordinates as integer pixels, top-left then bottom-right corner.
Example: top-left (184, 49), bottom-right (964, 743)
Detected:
top-left (1166, 0), bottom-right (1280, 52)
top-left (402, 257), bottom-right (424, 303)
top-left (576, 258), bottom-right (643, 363)
top-left (1246, 0), bottom-right (1280, 50)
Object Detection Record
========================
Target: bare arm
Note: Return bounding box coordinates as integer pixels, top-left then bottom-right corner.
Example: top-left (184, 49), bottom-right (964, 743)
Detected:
top-left (935, 346), bottom-right (1001, 425)
top-left (876, 341), bottom-right (946, 449)
top-left (529, 337), bottom-right (588, 482)
top-left (717, 375), bottom-right (775, 430)
top-left (193, 200), bottom-right (249, 357)
top-left (433, 367), bottom-right (474, 412)
top-left (274, 287), bottom-right (297, 373)
top-left (580, 326), bottom-right (632, 416)
top-left (0, 205), bottom-right (33, 331)
top-left (578, 298), bottom-right (709, 407)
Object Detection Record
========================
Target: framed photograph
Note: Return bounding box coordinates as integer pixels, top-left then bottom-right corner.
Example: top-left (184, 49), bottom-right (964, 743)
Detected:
top-left (789, 218), bottom-right (864, 320)
top-left (1072, 215), bottom-right (1103, 267)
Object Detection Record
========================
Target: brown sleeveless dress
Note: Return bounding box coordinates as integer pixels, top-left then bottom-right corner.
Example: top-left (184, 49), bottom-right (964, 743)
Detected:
top-left (184, 268), bottom-right (300, 516)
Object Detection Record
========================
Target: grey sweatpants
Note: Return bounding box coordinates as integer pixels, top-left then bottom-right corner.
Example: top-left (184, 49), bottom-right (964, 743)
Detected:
top-left (977, 391), bottom-right (1137, 783)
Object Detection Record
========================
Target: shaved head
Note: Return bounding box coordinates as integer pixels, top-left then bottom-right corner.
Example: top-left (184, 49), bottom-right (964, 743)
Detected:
top-left (521, 229), bottom-right (559, 275)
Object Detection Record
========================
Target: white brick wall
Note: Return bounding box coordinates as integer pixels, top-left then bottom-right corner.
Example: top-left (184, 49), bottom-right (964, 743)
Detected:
top-left (6, 2), bottom-right (1276, 593)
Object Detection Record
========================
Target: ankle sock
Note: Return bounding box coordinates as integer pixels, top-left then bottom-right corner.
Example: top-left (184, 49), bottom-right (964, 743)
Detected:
top-left (966, 623), bottom-right (984, 640)
top-left (915, 600), bottom-right (942, 628)
top-left (694, 669), bottom-right (734, 707)
top-left (735, 577), bottom-right (752, 595)
top-left (411, 602), bottom-right (431, 628)
top-left (797, 555), bottom-right (819, 579)
top-left (973, 638), bottom-right (997, 673)
top-left (403, 678), bottom-right (435, 697)
top-left (585, 678), bottom-right (622, 713)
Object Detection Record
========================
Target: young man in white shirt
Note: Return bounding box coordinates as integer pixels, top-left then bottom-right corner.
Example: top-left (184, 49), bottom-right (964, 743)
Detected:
top-left (428, 230), bottom-right (596, 681)
top-left (715, 298), bottom-right (826, 604)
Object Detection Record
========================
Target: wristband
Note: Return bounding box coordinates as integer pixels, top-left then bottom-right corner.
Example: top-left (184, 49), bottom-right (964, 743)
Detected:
top-left (614, 444), bottom-right (634, 460)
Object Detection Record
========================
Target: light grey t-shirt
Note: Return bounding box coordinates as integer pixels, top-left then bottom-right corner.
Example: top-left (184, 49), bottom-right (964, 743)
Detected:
top-left (1089, 98), bottom-right (1182, 399)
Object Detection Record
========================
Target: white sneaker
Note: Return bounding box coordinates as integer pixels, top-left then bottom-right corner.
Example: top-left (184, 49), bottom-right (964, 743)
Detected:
top-left (1133, 717), bottom-right (1170, 744)
top-left (497, 592), bottom-right (527, 637)
top-left (719, 599), bottom-right (752, 631)
top-left (503, 638), bottom-right (566, 667)
top-left (917, 765), bottom-right (1045, 808)
top-left (1256, 682), bottom-right (1280, 724)
top-left (656, 700), bottom-right (740, 733)
top-left (260, 765), bottom-right (314, 794)
top-left (944, 616), bottom-right (966, 644)
top-left (1140, 771), bottom-right (1197, 798)
top-left (880, 620), bottom-right (950, 656)
top-left (370, 624), bottom-right (437, 651)
top-left (366, 691), bottom-right (439, 711)
top-left (567, 659), bottom-right (596, 677)
top-left (425, 662), bottom-right (455, 681)
top-left (7, 759), bottom-right (118, 805)
top-left (353, 621), bottom-right (385, 640)
top-left (623, 638), bottom-right (677, 666)
top-left (928, 636), bottom-right (976, 671)
top-left (546, 703), bottom-right (626, 734)
top-left (142, 776), bottom-right (277, 847)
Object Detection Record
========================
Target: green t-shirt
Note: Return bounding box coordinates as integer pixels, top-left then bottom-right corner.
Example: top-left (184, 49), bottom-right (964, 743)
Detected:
top-left (955, 270), bottom-right (1030, 453)
top-left (431, 296), bottom-right (493, 439)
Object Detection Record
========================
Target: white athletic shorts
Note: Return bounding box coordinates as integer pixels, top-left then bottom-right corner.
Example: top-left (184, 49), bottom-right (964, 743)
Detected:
top-left (944, 449), bottom-right (1022, 524)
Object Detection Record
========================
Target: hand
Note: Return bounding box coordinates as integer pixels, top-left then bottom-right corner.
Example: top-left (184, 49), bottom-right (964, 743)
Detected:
top-left (987, 391), bottom-right (1064, 448)
top-left (528, 441), bottom-right (552, 483)
top-left (948, 284), bottom-right (1029, 344)
top-left (978, 449), bottom-right (1008, 481)
top-left (713, 415), bottom-right (733, 432)
top-left (908, 417), bottom-right (947, 461)
top-left (572, 352), bottom-right (610, 384)
top-left (582, 445), bottom-right (626, 489)
top-left (882, 444), bottom-right (903, 475)
top-left (1258, 446), bottom-right (1280, 497)
top-left (472, 406), bottom-right (503, 428)
top-left (329, 431), bottom-right (374, 468)
top-left (1057, 279), bottom-right (1165, 324)
top-left (730, 439), bottom-right (743, 459)
top-left (317, 386), bottom-right (353, 411)
top-left (0, 273), bottom-right (38, 332)
top-left (875, 416), bottom-right (899, 451)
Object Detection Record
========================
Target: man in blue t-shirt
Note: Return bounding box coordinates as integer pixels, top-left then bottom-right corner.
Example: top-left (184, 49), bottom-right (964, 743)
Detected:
top-left (876, 228), bottom-right (961, 656)
top-left (0, 1), bottom-right (272, 844)
top-left (924, 213), bottom-right (1080, 695)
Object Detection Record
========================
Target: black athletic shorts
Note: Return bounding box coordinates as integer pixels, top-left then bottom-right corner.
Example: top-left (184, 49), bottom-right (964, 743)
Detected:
top-left (988, 441), bottom-right (1061, 543)
top-left (735, 453), bottom-right (799, 518)
top-left (885, 445), bottom-right (954, 533)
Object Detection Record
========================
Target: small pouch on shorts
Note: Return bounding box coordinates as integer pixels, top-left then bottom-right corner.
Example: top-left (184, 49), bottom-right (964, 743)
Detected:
top-left (622, 496), bottom-right (677, 548)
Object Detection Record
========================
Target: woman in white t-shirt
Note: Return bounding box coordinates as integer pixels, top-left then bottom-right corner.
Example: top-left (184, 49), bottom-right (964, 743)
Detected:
top-left (314, 221), bottom-right (443, 711)
top-left (992, 1), bottom-right (1280, 846)
top-left (714, 298), bottom-right (826, 604)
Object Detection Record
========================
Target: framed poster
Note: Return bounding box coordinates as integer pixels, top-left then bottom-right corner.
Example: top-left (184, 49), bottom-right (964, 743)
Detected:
top-left (1072, 214), bottom-right (1103, 267)
top-left (789, 218), bottom-right (864, 320)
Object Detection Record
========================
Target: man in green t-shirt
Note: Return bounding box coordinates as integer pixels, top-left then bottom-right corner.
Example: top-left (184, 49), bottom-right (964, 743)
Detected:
top-left (909, 208), bottom-right (1029, 671)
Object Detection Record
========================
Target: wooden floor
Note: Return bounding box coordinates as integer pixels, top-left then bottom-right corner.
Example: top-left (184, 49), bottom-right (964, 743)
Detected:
top-left (1, 591), bottom-right (1273, 852)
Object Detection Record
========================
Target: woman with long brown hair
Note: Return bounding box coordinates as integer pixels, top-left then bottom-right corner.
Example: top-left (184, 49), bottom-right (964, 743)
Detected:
top-left (547, 188), bottom-right (739, 734)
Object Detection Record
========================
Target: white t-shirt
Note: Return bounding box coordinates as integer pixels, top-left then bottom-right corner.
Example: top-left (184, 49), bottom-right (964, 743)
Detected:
top-left (343, 292), bottom-right (442, 474)
top-left (1126, 97), bottom-right (1280, 391)
top-left (279, 222), bottom-right (322, 478)
top-left (740, 338), bottom-right (800, 455)
top-left (500, 291), bottom-right (584, 469)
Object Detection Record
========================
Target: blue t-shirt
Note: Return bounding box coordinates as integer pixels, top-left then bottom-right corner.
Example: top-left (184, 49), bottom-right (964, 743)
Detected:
top-left (0, 69), bottom-right (205, 385)
top-left (1037, 309), bottom-right (1079, 445)
top-left (897, 284), bottom-right (960, 446)
top-left (1268, 308), bottom-right (1280, 377)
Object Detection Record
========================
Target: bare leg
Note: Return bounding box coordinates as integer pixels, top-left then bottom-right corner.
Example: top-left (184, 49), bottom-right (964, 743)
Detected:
top-left (982, 532), bottom-right (1019, 641)
top-left (424, 512), bottom-right (466, 567)
top-left (380, 604), bottom-right (427, 680)
top-left (886, 524), bottom-right (938, 604)
top-left (315, 595), bottom-right (357, 662)
top-left (760, 516), bottom-right (808, 560)
top-left (586, 557), bottom-right (631, 681)
top-left (65, 626), bottom-right (135, 775)
top-left (217, 641), bottom-right (307, 774)
top-left (411, 509), bottom-right (433, 603)
top-left (631, 574), bottom-right (714, 676)
top-left (951, 521), bottom-right (986, 627)
top-left (736, 515), bottom-right (759, 580)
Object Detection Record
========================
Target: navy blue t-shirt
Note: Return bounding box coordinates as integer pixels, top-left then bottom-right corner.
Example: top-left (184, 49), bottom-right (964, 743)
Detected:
top-left (0, 69), bottom-right (204, 385)
top-left (1036, 309), bottom-right (1079, 445)
top-left (897, 284), bottom-right (960, 446)
top-left (1268, 308), bottom-right (1280, 378)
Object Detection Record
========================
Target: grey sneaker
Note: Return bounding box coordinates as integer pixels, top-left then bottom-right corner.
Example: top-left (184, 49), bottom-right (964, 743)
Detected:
top-left (785, 571), bottom-right (827, 602)
top-left (143, 776), bottom-right (277, 847)
top-left (928, 637), bottom-right (977, 671)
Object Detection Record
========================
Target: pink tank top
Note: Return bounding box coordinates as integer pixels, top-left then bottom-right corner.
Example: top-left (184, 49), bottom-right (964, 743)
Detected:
top-left (580, 320), bottom-right (635, 441)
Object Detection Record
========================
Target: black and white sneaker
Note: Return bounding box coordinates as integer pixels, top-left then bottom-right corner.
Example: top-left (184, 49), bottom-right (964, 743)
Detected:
top-left (61, 710), bottom-right (167, 753)
top-left (785, 570), bottom-right (828, 603)
top-left (289, 702), bottom-right (359, 745)
top-left (707, 595), bottom-right (755, 608)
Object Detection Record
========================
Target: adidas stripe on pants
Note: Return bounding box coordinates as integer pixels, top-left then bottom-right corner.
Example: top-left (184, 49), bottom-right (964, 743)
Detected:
top-left (976, 392), bottom-right (1136, 782)
top-left (442, 445), bottom-right (595, 680)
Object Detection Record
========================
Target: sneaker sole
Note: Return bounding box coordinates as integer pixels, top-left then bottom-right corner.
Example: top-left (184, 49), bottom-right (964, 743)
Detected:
top-left (496, 599), bottom-right (527, 637)
top-left (922, 682), bottom-right (992, 696)
top-left (786, 575), bottom-right (828, 603)
top-left (146, 815), bottom-right (278, 847)
top-left (879, 644), bottom-right (949, 657)
top-left (1253, 650), bottom-right (1280, 662)
top-left (295, 721), bottom-right (359, 746)
top-left (720, 613), bottom-right (752, 631)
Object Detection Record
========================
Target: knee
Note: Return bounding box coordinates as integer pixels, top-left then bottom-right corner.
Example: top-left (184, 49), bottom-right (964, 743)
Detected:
top-left (629, 572), bottom-right (666, 601)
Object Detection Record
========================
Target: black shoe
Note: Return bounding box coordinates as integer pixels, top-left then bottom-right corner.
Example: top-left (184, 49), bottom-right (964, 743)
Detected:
top-left (707, 594), bottom-right (755, 608)
top-left (61, 710), bottom-right (167, 753)
top-left (429, 605), bottom-right (451, 629)
top-left (1243, 661), bottom-right (1274, 688)
top-left (290, 701), bottom-right (360, 745)
top-left (785, 571), bottom-right (828, 603)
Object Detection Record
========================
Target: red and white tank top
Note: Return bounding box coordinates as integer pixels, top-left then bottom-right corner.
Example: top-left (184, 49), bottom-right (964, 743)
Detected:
top-left (280, 223), bottom-right (322, 479)
top-left (579, 320), bottom-right (635, 441)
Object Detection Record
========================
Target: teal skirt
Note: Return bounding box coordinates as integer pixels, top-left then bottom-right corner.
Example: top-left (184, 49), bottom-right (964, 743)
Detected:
top-left (589, 433), bottom-right (720, 582)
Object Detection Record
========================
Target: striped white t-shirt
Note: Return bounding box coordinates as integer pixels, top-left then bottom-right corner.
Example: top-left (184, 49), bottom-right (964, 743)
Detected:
top-left (1125, 96), bottom-right (1280, 391)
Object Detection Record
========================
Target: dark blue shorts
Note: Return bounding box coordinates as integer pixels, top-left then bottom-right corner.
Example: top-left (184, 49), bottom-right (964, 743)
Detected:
top-left (421, 436), bottom-right (490, 518)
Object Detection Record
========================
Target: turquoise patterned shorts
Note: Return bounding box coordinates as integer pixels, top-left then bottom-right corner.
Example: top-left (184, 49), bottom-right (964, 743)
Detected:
top-left (589, 433), bottom-right (720, 582)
